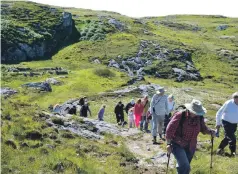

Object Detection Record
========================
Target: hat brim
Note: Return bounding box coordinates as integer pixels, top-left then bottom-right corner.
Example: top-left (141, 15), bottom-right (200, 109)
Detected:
top-left (156, 90), bottom-right (167, 94)
top-left (184, 103), bottom-right (206, 116)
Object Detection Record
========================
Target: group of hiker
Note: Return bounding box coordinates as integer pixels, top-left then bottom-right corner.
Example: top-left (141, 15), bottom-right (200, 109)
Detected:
top-left (113, 88), bottom-right (238, 174)
top-left (51, 89), bottom-right (238, 174)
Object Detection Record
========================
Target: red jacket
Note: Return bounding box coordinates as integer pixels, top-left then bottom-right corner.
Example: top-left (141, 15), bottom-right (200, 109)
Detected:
top-left (166, 111), bottom-right (211, 153)
top-left (134, 103), bottom-right (144, 116)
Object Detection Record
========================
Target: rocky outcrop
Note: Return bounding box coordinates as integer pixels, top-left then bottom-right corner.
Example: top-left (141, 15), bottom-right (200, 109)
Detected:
top-left (0, 87), bottom-right (17, 98)
top-left (1, 3), bottom-right (79, 63)
top-left (108, 40), bottom-right (202, 82)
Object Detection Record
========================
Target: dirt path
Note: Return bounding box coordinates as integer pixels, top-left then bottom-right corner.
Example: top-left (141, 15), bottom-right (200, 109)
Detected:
top-left (121, 128), bottom-right (175, 174)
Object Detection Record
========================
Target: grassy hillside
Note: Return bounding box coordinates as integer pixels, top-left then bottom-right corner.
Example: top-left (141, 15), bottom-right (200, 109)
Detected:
top-left (1, 1), bottom-right (238, 174)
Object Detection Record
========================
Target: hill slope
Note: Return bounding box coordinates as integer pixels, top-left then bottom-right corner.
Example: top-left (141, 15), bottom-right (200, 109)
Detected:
top-left (1, 1), bottom-right (238, 174)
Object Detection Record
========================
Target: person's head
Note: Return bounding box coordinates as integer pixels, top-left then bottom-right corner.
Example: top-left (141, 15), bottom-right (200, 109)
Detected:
top-left (102, 104), bottom-right (106, 108)
top-left (232, 92), bottom-right (238, 105)
top-left (136, 99), bottom-right (142, 104)
top-left (156, 87), bottom-right (166, 96)
top-left (184, 99), bottom-right (207, 117)
top-left (118, 101), bottom-right (122, 106)
top-left (130, 99), bottom-right (135, 105)
top-left (168, 94), bottom-right (174, 102)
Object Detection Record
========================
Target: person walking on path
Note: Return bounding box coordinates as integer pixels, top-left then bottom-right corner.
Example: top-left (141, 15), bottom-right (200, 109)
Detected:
top-left (128, 107), bottom-right (135, 128)
top-left (134, 99), bottom-right (144, 128)
top-left (80, 102), bottom-right (91, 117)
top-left (140, 95), bottom-right (150, 132)
top-left (166, 99), bottom-right (216, 174)
top-left (151, 87), bottom-right (169, 143)
top-left (216, 92), bottom-right (238, 157)
top-left (114, 101), bottom-right (125, 125)
top-left (98, 105), bottom-right (106, 121)
top-left (163, 94), bottom-right (176, 136)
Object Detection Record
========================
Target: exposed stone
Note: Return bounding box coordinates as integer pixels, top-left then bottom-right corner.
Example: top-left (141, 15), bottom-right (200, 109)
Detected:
top-left (108, 18), bottom-right (125, 31)
top-left (22, 81), bottom-right (52, 92)
top-left (45, 78), bottom-right (61, 85)
top-left (0, 87), bottom-right (17, 98)
top-left (216, 25), bottom-right (228, 31)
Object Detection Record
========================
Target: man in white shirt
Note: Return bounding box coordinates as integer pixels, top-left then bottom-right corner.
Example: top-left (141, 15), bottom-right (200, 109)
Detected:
top-left (216, 92), bottom-right (238, 157)
top-left (150, 87), bottom-right (169, 144)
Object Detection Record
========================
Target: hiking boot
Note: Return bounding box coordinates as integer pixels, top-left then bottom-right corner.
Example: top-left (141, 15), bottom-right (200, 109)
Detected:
top-left (216, 148), bottom-right (224, 155)
top-left (230, 152), bottom-right (236, 158)
top-left (159, 134), bottom-right (166, 141)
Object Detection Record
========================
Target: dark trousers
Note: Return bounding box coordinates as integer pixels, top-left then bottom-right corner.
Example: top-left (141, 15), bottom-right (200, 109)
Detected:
top-left (116, 114), bottom-right (124, 123)
top-left (218, 120), bottom-right (237, 153)
top-left (163, 113), bottom-right (172, 134)
top-left (172, 143), bottom-right (194, 174)
top-left (140, 115), bottom-right (148, 131)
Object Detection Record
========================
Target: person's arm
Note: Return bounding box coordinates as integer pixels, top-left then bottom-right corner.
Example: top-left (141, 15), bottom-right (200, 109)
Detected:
top-left (200, 117), bottom-right (212, 134)
top-left (114, 106), bottom-right (117, 114)
top-left (125, 104), bottom-right (129, 114)
top-left (216, 101), bottom-right (228, 126)
top-left (150, 95), bottom-right (155, 113)
top-left (166, 112), bottom-right (183, 144)
top-left (88, 107), bottom-right (92, 116)
top-left (165, 96), bottom-right (169, 115)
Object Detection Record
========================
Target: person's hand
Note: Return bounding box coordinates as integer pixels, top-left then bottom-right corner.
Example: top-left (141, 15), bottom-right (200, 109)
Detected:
top-left (216, 125), bottom-right (221, 129)
top-left (209, 129), bottom-right (216, 137)
top-left (167, 145), bottom-right (172, 155)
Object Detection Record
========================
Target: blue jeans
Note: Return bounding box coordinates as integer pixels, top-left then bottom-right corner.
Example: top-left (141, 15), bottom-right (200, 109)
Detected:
top-left (140, 116), bottom-right (148, 131)
top-left (172, 143), bottom-right (194, 174)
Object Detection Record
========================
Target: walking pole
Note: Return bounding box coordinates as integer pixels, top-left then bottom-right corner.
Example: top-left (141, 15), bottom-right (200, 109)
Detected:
top-left (166, 153), bottom-right (170, 174)
top-left (210, 134), bottom-right (214, 174)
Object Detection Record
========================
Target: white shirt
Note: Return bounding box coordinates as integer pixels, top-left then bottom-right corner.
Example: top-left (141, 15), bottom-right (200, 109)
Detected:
top-left (216, 99), bottom-right (238, 125)
top-left (168, 100), bottom-right (175, 113)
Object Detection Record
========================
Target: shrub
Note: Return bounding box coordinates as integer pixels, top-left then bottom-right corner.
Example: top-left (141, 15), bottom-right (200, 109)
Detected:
top-left (94, 68), bottom-right (115, 78)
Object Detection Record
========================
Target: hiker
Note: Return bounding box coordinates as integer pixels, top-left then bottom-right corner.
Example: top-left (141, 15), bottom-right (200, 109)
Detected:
top-left (163, 94), bottom-right (176, 136)
top-left (166, 99), bottom-right (216, 174)
top-left (134, 99), bottom-right (144, 128)
top-left (98, 104), bottom-right (106, 121)
top-left (68, 105), bottom-right (77, 115)
top-left (150, 87), bottom-right (169, 143)
top-left (80, 102), bottom-right (91, 117)
top-left (216, 92), bottom-right (238, 157)
top-left (125, 99), bottom-right (135, 114)
top-left (79, 96), bottom-right (87, 106)
top-left (128, 107), bottom-right (135, 128)
top-left (114, 101), bottom-right (125, 125)
top-left (140, 95), bottom-right (150, 132)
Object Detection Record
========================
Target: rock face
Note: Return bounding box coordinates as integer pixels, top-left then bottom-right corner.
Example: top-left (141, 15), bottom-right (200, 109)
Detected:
top-left (108, 40), bottom-right (202, 82)
top-left (1, 3), bottom-right (79, 63)
top-left (0, 88), bottom-right (17, 98)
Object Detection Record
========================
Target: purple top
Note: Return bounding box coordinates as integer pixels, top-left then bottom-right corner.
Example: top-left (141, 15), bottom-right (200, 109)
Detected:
top-left (98, 108), bottom-right (105, 120)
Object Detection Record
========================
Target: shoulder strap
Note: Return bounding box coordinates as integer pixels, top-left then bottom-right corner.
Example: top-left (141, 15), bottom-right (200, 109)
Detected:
top-left (179, 111), bottom-right (186, 137)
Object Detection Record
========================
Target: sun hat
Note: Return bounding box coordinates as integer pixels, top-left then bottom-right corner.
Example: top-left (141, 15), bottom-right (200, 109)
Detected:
top-left (184, 99), bottom-right (207, 116)
top-left (168, 94), bottom-right (174, 100)
top-left (156, 87), bottom-right (167, 94)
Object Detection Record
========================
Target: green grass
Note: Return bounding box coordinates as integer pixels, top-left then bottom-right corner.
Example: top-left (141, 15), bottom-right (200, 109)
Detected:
top-left (1, 1), bottom-right (238, 174)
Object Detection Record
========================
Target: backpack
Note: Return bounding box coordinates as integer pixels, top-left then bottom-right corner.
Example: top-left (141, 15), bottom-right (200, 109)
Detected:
top-left (174, 105), bottom-right (204, 137)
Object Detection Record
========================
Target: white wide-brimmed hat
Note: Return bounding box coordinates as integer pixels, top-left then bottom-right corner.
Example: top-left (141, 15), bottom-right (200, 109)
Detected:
top-left (156, 87), bottom-right (167, 94)
top-left (184, 99), bottom-right (207, 116)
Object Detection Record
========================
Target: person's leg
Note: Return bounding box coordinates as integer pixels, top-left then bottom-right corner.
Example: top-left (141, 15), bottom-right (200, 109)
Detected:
top-left (151, 115), bottom-right (158, 139)
top-left (140, 116), bottom-right (144, 130)
top-left (172, 143), bottom-right (191, 174)
top-left (218, 120), bottom-right (230, 151)
top-left (228, 123), bottom-right (237, 154)
top-left (163, 114), bottom-right (170, 134)
top-left (116, 114), bottom-right (120, 124)
top-left (144, 116), bottom-right (149, 131)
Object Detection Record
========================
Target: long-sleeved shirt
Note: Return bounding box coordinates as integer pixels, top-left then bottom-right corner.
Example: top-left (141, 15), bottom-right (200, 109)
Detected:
top-left (150, 94), bottom-right (169, 116)
top-left (125, 102), bottom-right (135, 114)
top-left (216, 99), bottom-right (238, 125)
top-left (166, 111), bottom-right (211, 153)
top-left (142, 100), bottom-right (150, 116)
top-left (114, 104), bottom-right (124, 116)
top-left (168, 100), bottom-right (175, 113)
top-left (98, 108), bottom-right (105, 120)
